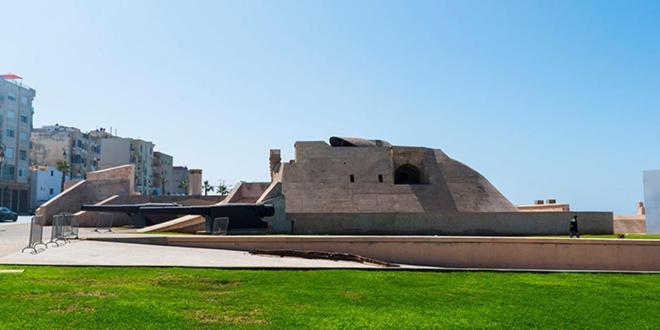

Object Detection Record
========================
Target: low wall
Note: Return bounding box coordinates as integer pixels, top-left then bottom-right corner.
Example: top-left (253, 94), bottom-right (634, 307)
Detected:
top-left (614, 218), bottom-right (646, 234)
top-left (93, 235), bottom-right (660, 271)
top-left (286, 212), bottom-right (614, 235)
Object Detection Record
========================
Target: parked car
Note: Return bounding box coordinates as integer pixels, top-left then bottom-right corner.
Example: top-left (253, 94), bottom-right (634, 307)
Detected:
top-left (0, 207), bottom-right (18, 222)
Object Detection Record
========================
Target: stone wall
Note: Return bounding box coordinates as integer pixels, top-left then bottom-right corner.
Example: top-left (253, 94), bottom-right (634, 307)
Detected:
top-left (277, 140), bottom-right (517, 214)
top-left (285, 211), bottom-right (613, 235)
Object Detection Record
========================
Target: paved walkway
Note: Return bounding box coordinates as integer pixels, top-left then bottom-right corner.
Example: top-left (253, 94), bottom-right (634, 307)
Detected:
top-left (0, 223), bottom-right (382, 269)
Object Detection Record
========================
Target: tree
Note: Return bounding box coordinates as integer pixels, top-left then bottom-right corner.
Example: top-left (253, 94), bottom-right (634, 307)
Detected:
top-left (203, 180), bottom-right (214, 196)
top-left (55, 161), bottom-right (70, 192)
top-left (178, 180), bottom-right (189, 196)
top-left (216, 180), bottom-right (230, 195)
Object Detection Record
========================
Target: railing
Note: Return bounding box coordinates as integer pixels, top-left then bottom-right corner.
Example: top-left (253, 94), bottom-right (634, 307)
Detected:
top-left (21, 216), bottom-right (47, 254)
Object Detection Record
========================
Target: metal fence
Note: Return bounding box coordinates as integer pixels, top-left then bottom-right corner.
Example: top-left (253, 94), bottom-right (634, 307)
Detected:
top-left (47, 214), bottom-right (69, 247)
top-left (60, 213), bottom-right (79, 239)
top-left (94, 213), bottom-right (113, 233)
top-left (21, 216), bottom-right (47, 254)
top-left (212, 217), bottom-right (229, 235)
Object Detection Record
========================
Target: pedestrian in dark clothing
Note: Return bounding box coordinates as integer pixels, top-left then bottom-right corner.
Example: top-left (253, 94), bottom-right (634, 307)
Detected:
top-left (569, 215), bottom-right (580, 238)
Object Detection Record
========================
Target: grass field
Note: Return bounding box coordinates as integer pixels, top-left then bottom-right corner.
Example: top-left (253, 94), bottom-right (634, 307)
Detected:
top-left (0, 267), bottom-right (658, 329)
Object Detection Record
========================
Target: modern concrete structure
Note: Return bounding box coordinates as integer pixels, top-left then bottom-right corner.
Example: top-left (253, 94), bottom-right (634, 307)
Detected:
top-left (29, 166), bottom-right (63, 210)
top-left (151, 151), bottom-right (173, 195)
top-left (172, 166), bottom-right (189, 195)
top-left (0, 74), bottom-right (35, 213)
top-left (30, 124), bottom-right (105, 180)
top-left (99, 137), bottom-right (154, 195)
top-left (188, 169), bottom-right (202, 196)
top-left (643, 170), bottom-right (660, 234)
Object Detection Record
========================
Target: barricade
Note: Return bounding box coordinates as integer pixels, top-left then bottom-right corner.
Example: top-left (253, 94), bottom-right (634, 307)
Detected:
top-left (46, 215), bottom-right (68, 247)
top-left (21, 216), bottom-right (47, 254)
top-left (60, 213), bottom-right (79, 239)
top-left (212, 217), bottom-right (229, 235)
top-left (94, 213), bottom-right (113, 233)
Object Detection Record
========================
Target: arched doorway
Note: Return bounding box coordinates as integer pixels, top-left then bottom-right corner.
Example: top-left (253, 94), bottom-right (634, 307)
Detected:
top-left (394, 164), bottom-right (421, 184)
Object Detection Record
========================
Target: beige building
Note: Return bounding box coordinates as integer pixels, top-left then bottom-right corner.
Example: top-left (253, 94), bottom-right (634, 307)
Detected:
top-left (30, 125), bottom-right (105, 180)
top-left (99, 137), bottom-right (154, 195)
top-left (270, 137), bottom-right (516, 213)
top-left (0, 75), bottom-right (35, 212)
top-left (188, 169), bottom-right (202, 195)
top-left (151, 151), bottom-right (173, 195)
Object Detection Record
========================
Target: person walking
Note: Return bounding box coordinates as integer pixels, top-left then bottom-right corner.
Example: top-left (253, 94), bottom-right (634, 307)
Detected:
top-left (569, 215), bottom-right (580, 238)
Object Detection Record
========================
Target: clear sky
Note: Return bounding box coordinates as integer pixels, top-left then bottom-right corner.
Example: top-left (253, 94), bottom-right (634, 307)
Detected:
top-left (2, 0), bottom-right (659, 214)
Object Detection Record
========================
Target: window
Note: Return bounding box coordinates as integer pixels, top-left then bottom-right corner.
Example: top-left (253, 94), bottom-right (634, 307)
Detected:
top-left (49, 188), bottom-right (54, 195)
top-left (4, 147), bottom-right (14, 160)
top-left (50, 170), bottom-right (54, 176)
top-left (20, 114), bottom-right (28, 124)
top-left (394, 164), bottom-right (422, 185)
top-left (7, 92), bottom-right (15, 101)
top-left (6, 129), bottom-right (14, 138)
top-left (378, 174), bottom-right (384, 183)
top-left (18, 169), bottom-right (24, 177)
top-left (350, 174), bottom-right (355, 183)
top-left (3, 165), bottom-right (14, 178)
top-left (19, 132), bottom-right (27, 141)
top-left (19, 150), bottom-right (27, 161)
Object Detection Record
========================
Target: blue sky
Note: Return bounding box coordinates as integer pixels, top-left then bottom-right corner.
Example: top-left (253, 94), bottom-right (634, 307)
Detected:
top-left (2, 0), bottom-right (659, 214)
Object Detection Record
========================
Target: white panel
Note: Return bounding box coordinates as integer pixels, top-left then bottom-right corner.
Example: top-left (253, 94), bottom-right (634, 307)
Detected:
top-left (643, 170), bottom-right (660, 234)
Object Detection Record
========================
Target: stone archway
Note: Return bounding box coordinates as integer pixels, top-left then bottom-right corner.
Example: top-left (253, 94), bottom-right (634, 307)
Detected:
top-left (394, 164), bottom-right (421, 185)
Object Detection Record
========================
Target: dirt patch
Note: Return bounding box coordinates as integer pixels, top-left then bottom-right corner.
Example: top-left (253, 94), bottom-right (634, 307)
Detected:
top-left (188, 309), bottom-right (268, 325)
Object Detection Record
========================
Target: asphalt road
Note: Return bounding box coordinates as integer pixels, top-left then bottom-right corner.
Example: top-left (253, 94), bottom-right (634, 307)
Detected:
top-left (0, 215), bottom-right (32, 226)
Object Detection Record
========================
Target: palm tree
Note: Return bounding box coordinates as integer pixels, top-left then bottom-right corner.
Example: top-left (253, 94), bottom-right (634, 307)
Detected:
top-left (178, 180), bottom-right (189, 196)
top-left (55, 161), bottom-right (70, 192)
top-left (203, 180), bottom-right (214, 196)
top-left (216, 180), bottom-right (230, 195)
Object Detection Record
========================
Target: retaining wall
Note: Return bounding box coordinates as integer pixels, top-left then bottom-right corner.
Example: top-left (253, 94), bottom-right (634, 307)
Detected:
top-left (285, 211), bottom-right (613, 235)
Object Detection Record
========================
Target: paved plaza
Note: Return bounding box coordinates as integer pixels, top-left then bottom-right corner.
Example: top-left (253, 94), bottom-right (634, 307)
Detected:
top-left (0, 221), bottom-right (382, 269)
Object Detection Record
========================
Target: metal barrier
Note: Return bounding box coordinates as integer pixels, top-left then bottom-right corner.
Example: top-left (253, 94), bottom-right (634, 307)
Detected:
top-left (47, 215), bottom-right (68, 247)
top-left (61, 213), bottom-right (79, 239)
top-left (212, 217), bottom-right (229, 235)
top-left (94, 213), bottom-right (113, 233)
top-left (21, 216), bottom-right (47, 254)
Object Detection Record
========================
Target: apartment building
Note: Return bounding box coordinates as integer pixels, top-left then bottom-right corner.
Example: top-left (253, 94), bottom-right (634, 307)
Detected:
top-left (29, 165), bottom-right (63, 210)
top-left (172, 166), bottom-right (189, 195)
top-left (0, 74), bottom-right (35, 212)
top-left (30, 124), bottom-right (105, 179)
top-left (99, 137), bottom-right (154, 195)
top-left (151, 151), bottom-right (173, 195)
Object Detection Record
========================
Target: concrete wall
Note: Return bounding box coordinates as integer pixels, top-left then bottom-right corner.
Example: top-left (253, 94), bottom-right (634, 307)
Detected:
top-left (29, 166), bottom-right (63, 209)
top-left (36, 165), bottom-right (134, 224)
top-left (285, 211), bottom-right (614, 235)
top-left (614, 218), bottom-right (646, 234)
top-left (100, 235), bottom-right (660, 271)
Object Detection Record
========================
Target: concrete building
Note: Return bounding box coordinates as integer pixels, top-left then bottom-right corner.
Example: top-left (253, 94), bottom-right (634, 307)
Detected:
top-left (29, 166), bottom-right (63, 210)
top-left (0, 74), bottom-right (35, 212)
top-left (151, 151), bottom-right (173, 195)
top-left (188, 169), bottom-right (202, 196)
top-left (30, 125), bottom-right (105, 180)
top-left (99, 137), bottom-right (154, 195)
top-left (172, 166), bottom-right (189, 195)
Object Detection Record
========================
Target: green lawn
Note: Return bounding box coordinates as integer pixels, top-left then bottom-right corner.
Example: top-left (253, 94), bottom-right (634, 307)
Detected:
top-left (0, 267), bottom-right (658, 329)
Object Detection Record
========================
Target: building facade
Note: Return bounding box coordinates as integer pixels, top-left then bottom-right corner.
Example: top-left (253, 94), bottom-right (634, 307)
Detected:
top-left (30, 124), bottom-right (104, 180)
top-left (0, 75), bottom-right (35, 212)
top-left (99, 137), bottom-right (154, 194)
top-left (172, 166), bottom-right (189, 195)
top-left (151, 151), bottom-right (173, 195)
top-left (29, 166), bottom-right (63, 210)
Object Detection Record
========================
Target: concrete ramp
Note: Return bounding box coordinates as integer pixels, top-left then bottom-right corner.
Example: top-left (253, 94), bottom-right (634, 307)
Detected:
top-left (137, 214), bottom-right (205, 234)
